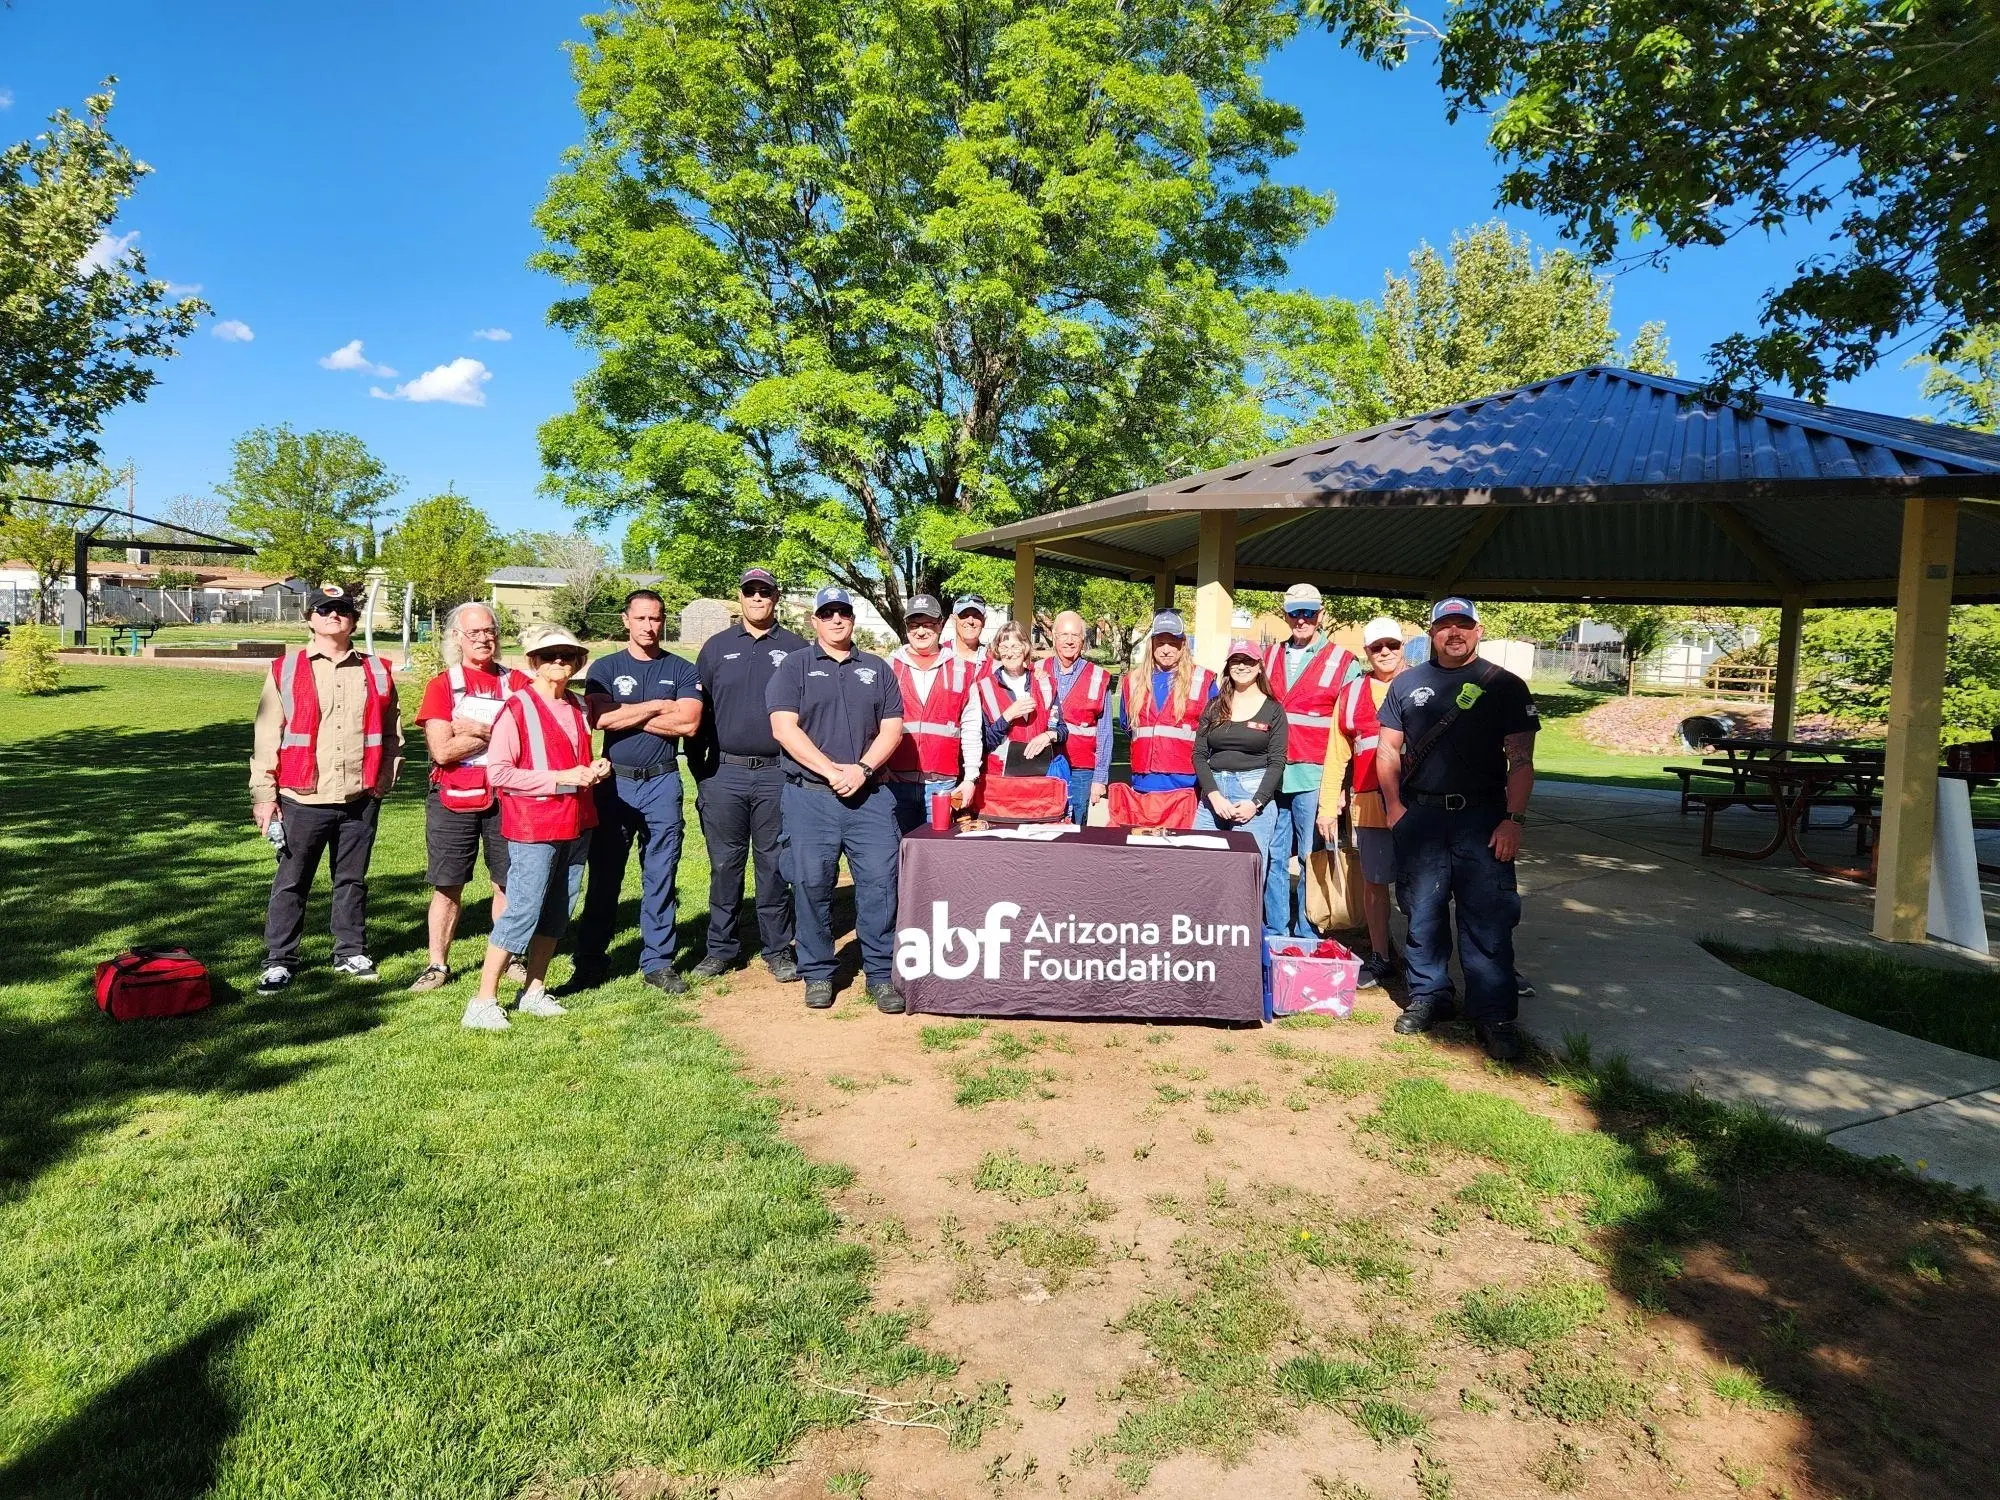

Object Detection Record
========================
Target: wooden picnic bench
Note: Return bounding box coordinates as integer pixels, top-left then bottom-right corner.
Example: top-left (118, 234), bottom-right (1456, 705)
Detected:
top-left (1665, 763), bottom-right (1766, 813)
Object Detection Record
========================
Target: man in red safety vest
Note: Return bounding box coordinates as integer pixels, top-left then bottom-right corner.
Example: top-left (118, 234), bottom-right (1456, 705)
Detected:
top-left (1261, 583), bottom-right (1362, 934)
top-left (884, 593), bottom-right (982, 832)
top-left (1037, 609), bottom-right (1113, 825)
top-left (249, 582), bottom-right (403, 994)
top-left (408, 601), bottom-right (534, 993)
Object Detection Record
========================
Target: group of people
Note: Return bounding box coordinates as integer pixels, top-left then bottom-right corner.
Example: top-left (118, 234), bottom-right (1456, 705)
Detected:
top-left (247, 571), bottom-right (1536, 1058)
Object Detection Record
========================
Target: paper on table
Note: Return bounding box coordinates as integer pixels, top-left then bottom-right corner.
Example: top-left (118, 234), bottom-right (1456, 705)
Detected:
top-left (1125, 832), bottom-right (1231, 850)
top-left (955, 825), bottom-right (1072, 841)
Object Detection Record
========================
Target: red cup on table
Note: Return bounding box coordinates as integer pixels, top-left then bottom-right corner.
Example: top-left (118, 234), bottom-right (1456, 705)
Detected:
top-left (929, 789), bottom-right (953, 831)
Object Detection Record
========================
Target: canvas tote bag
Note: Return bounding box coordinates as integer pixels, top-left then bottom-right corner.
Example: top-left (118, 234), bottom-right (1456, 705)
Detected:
top-left (1304, 842), bottom-right (1367, 933)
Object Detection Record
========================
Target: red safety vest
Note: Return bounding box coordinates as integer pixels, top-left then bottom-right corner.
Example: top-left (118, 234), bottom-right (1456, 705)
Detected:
top-left (954, 645), bottom-right (994, 688)
top-left (1124, 667), bottom-right (1215, 777)
top-left (497, 689), bottom-right (598, 843)
top-left (1264, 638), bottom-right (1360, 767)
top-left (271, 647), bottom-right (393, 794)
top-left (978, 670), bottom-right (1059, 778)
top-left (1035, 657), bottom-right (1110, 771)
top-left (429, 663), bottom-right (533, 811)
top-left (1336, 674), bottom-right (1389, 793)
top-left (887, 649), bottom-right (975, 780)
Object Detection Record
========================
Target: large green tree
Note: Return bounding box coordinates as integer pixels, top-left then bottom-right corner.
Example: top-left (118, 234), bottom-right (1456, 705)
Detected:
top-left (535, 0), bottom-right (1328, 629)
top-left (1372, 221), bottom-right (1673, 415)
top-left (380, 490), bottom-right (504, 617)
top-left (1318, 0), bottom-right (1997, 399)
top-left (220, 426), bottom-right (401, 584)
top-left (1913, 325), bottom-right (2000, 433)
top-left (1, 83), bottom-right (207, 470)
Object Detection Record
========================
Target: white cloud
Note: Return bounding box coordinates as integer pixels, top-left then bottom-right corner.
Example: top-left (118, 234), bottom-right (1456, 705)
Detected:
top-left (318, 338), bottom-right (396, 377)
top-left (78, 230), bottom-right (139, 276)
top-left (370, 356), bottom-right (491, 406)
top-left (213, 319), bottom-right (255, 342)
top-left (165, 281), bottom-right (204, 295)
top-left (470, 327), bottom-right (512, 342)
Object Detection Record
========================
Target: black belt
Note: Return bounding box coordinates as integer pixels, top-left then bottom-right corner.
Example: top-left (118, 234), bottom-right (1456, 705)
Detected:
top-left (613, 762), bottom-right (677, 782)
top-left (1408, 790), bottom-right (1504, 810)
top-left (720, 752), bottom-right (779, 768)
top-left (785, 776), bottom-right (844, 793)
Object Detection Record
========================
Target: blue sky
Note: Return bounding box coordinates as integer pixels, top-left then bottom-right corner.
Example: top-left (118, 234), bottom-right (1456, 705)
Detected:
top-left (4, 2), bottom-right (1932, 540)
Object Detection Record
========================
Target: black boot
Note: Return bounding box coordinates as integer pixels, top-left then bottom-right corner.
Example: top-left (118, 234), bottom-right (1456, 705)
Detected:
top-left (1394, 993), bottom-right (1455, 1035)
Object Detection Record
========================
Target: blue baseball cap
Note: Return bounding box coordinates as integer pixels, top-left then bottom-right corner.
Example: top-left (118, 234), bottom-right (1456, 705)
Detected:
top-left (1429, 597), bottom-right (1479, 626)
top-left (1149, 610), bottom-right (1187, 638)
top-left (813, 586), bottom-right (854, 614)
top-left (952, 594), bottom-right (988, 618)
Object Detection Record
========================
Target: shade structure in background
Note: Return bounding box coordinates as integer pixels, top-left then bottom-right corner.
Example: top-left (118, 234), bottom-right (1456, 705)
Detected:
top-left (955, 366), bottom-right (2000, 947)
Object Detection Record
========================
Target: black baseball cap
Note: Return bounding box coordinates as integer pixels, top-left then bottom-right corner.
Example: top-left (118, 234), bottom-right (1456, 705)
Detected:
top-left (739, 567), bottom-right (778, 591)
top-left (310, 582), bottom-right (359, 617)
top-left (906, 593), bottom-right (944, 622)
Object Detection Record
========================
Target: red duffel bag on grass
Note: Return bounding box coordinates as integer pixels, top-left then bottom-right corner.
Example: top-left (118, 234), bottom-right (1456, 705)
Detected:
top-left (94, 949), bottom-right (213, 1021)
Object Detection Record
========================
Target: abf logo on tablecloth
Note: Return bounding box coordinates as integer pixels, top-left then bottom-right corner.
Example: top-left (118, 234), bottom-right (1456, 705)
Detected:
top-left (896, 900), bottom-right (1021, 980)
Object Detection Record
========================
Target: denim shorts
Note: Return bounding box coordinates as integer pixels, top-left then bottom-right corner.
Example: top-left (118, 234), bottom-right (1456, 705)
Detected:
top-left (488, 833), bottom-right (591, 953)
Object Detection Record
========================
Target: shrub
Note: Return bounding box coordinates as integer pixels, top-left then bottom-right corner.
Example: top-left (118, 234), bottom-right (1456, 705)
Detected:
top-left (1, 625), bottom-right (63, 695)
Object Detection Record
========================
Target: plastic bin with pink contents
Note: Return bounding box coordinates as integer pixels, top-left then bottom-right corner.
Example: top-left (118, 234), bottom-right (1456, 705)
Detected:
top-left (1262, 935), bottom-right (1360, 1021)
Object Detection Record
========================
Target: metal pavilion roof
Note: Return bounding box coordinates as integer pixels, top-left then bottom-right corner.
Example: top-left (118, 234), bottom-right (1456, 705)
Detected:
top-left (954, 366), bottom-right (2000, 606)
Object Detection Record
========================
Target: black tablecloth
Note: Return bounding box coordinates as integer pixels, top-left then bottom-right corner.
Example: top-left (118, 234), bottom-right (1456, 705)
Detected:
top-left (892, 825), bottom-right (1263, 1021)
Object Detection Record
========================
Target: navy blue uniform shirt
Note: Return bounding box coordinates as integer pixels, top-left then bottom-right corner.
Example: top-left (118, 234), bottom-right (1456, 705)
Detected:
top-left (585, 647), bottom-right (703, 771)
top-left (1378, 659), bottom-right (1536, 799)
top-left (765, 638), bottom-right (901, 786)
top-left (696, 621), bottom-right (808, 757)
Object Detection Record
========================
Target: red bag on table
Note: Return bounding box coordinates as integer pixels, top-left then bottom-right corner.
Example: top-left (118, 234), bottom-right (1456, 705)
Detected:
top-left (973, 775), bottom-right (1071, 823)
top-left (94, 949), bottom-right (213, 1021)
top-left (1106, 783), bottom-right (1198, 831)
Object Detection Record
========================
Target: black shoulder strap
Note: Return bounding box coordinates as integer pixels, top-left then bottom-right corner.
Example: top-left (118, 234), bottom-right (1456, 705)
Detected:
top-left (1400, 659), bottom-right (1502, 780)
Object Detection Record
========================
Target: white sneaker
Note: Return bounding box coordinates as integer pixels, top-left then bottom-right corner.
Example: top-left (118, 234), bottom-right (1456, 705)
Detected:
top-left (256, 965), bottom-right (293, 994)
top-left (517, 988), bottom-right (567, 1018)
top-left (330, 954), bottom-right (380, 981)
top-left (461, 998), bottom-right (511, 1030)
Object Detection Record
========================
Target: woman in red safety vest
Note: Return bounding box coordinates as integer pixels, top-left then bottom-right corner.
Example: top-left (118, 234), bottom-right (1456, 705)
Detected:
top-left (462, 626), bottom-right (612, 1031)
top-left (1316, 616), bottom-right (1408, 992)
top-left (974, 622), bottom-right (1070, 822)
top-left (1107, 609), bottom-right (1216, 830)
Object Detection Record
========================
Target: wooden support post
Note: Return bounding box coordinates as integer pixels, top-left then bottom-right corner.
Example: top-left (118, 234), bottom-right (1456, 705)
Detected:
top-left (1013, 543), bottom-right (1036, 644)
top-left (1770, 596), bottom-right (1804, 744)
top-left (1191, 511), bottom-right (1237, 673)
top-left (1153, 571), bottom-right (1175, 614)
top-left (1873, 498), bottom-right (1958, 943)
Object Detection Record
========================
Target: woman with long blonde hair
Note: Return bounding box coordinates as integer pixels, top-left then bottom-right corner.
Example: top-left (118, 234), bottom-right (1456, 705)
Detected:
top-left (1107, 610), bottom-right (1216, 829)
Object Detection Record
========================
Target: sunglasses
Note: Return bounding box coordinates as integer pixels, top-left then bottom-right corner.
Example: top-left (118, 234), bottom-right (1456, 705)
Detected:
top-left (1368, 640), bottom-right (1402, 652)
top-left (740, 584), bottom-right (776, 598)
top-left (310, 603), bottom-right (356, 617)
top-left (816, 607), bottom-right (854, 620)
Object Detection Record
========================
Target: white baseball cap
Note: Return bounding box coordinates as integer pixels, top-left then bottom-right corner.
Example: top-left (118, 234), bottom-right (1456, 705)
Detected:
top-left (1282, 583), bottom-right (1324, 614)
top-left (1362, 616), bottom-right (1403, 648)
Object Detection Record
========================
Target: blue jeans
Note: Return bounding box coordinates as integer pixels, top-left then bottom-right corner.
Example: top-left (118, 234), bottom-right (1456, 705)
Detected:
top-left (1193, 771), bottom-right (1280, 894)
top-left (1065, 769), bottom-right (1101, 826)
top-left (490, 834), bottom-right (591, 954)
top-left (575, 769), bottom-right (685, 976)
top-left (780, 781), bottom-right (900, 985)
top-left (1264, 784), bottom-right (1321, 935)
top-left (889, 778), bottom-right (961, 835)
top-left (1392, 802), bottom-right (1521, 1026)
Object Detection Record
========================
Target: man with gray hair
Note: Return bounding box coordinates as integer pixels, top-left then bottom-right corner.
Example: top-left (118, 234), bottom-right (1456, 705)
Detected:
top-left (409, 601), bottom-right (532, 991)
top-left (1037, 609), bottom-right (1113, 824)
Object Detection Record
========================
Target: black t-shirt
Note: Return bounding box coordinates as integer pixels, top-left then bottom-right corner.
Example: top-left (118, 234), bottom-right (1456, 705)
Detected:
top-left (584, 647), bottom-right (703, 771)
top-left (696, 622), bottom-right (808, 759)
top-left (1377, 659), bottom-right (1537, 798)
top-left (765, 639), bottom-right (902, 787)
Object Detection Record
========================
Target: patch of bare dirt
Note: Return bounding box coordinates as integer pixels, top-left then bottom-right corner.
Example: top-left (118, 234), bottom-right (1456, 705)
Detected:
top-left (1578, 697), bottom-right (1870, 755)
top-left (576, 960), bottom-right (2000, 1500)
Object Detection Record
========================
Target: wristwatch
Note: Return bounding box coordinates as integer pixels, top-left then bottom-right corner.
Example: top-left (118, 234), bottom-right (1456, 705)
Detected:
top-left (857, 759), bottom-right (877, 778)
top-left (1507, 811), bottom-right (1528, 826)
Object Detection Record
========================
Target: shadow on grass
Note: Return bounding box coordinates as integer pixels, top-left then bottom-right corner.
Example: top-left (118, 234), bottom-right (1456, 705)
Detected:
top-left (1385, 1031), bottom-right (2000, 1497)
top-left (0, 724), bottom-right (427, 1198)
top-left (0, 1309), bottom-right (252, 1500)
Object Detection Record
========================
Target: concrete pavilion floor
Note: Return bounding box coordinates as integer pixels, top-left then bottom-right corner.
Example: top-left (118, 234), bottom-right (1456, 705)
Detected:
top-left (1513, 780), bottom-right (2000, 1198)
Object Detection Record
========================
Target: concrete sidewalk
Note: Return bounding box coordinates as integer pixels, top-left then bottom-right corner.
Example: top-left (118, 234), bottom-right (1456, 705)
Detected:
top-left (1514, 780), bottom-right (2000, 1198)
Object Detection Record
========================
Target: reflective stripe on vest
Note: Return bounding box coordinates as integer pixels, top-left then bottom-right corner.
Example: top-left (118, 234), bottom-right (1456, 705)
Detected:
top-left (1130, 724), bottom-right (1197, 741)
top-left (888, 650), bottom-right (971, 779)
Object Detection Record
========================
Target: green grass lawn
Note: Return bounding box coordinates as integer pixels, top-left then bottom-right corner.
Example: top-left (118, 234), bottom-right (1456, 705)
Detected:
top-left (1703, 940), bottom-right (2000, 1063)
top-left (1528, 679), bottom-right (1681, 793)
top-left (0, 666), bottom-right (937, 1498)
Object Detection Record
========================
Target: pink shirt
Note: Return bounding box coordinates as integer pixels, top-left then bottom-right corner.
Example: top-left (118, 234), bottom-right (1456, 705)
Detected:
top-left (485, 693), bottom-right (590, 796)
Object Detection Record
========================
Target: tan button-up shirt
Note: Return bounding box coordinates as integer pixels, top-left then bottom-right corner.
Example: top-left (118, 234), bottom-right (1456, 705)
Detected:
top-left (249, 642), bottom-right (405, 806)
